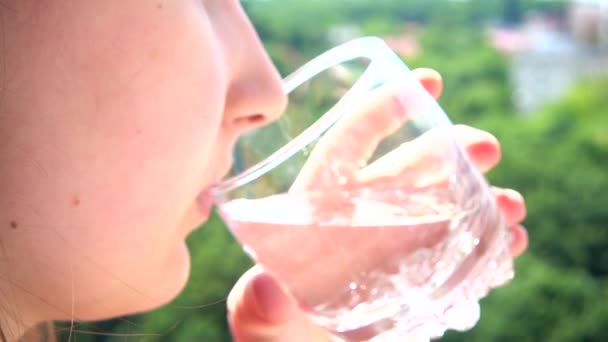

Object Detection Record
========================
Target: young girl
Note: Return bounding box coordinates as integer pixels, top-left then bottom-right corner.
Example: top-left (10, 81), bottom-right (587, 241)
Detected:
top-left (0, 1), bottom-right (528, 341)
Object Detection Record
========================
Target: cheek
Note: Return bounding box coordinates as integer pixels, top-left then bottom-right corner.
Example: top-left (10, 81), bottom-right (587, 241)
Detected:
top-left (42, 5), bottom-right (227, 238)
top-left (0, 0), bottom-right (229, 313)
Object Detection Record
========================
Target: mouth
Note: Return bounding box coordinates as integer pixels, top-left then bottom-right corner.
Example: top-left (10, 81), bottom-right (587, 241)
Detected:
top-left (196, 189), bottom-right (214, 221)
top-left (196, 161), bottom-right (233, 220)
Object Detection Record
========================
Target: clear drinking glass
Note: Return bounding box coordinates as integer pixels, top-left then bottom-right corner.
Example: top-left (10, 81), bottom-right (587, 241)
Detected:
top-left (212, 37), bottom-right (514, 341)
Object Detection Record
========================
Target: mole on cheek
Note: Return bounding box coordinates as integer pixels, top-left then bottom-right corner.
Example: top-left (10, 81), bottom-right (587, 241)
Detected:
top-left (9, 221), bottom-right (18, 229)
top-left (71, 196), bottom-right (80, 208)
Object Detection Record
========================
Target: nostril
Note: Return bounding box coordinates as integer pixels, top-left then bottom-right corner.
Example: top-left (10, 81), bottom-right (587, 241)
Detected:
top-left (234, 113), bottom-right (266, 126)
top-left (248, 113), bottom-right (265, 124)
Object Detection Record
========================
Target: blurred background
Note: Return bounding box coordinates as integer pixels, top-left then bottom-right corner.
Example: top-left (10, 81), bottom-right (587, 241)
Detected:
top-left (59, 0), bottom-right (608, 341)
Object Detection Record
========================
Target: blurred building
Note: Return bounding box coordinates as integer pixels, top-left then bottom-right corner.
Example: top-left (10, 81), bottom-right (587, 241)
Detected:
top-left (490, 0), bottom-right (608, 114)
top-left (569, 0), bottom-right (608, 49)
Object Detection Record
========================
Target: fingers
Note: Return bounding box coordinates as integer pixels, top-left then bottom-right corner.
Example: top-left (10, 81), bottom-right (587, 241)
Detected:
top-left (355, 125), bottom-right (451, 187)
top-left (492, 187), bottom-right (528, 257)
top-left (509, 224), bottom-right (528, 257)
top-left (355, 125), bottom-right (501, 187)
top-left (227, 266), bottom-right (331, 342)
top-left (410, 70), bottom-right (500, 174)
top-left (493, 188), bottom-right (526, 227)
top-left (292, 68), bottom-right (443, 191)
top-left (412, 68), bottom-right (443, 99)
top-left (227, 266), bottom-right (293, 340)
top-left (455, 125), bottom-right (501, 173)
top-left (291, 84), bottom-right (409, 191)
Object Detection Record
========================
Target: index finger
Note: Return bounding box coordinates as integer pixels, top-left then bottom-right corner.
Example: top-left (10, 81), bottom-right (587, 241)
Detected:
top-left (291, 69), bottom-right (443, 192)
top-left (291, 82), bottom-right (421, 191)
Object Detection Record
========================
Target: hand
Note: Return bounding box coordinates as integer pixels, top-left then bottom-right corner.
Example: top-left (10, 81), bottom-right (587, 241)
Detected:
top-left (227, 68), bottom-right (528, 342)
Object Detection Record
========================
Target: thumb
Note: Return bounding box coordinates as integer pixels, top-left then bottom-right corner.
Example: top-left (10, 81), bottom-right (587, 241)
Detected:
top-left (227, 266), bottom-right (331, 342)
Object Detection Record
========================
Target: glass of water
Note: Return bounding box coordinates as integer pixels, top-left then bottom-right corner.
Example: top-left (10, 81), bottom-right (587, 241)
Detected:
top-left (212, 37), bottom-right (514, 341)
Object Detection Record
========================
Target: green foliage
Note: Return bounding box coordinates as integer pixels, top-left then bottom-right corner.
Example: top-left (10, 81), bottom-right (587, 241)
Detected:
top-left (447, 78), bottom-right (608, 341)
top-left (443, 254), bottom-right (608, 342)
top-left (483, 79), bottom-right (608, 276)
top-left (410, 34), bottom-right (514, 122)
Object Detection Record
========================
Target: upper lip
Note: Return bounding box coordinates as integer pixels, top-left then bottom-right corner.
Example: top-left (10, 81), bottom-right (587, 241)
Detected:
top-left (211, 160), bottom-right (233, 187)
top-left (202, 145), bottom-right (235, 192)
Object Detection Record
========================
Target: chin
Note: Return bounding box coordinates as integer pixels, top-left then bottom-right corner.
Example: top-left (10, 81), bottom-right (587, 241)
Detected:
top-left (86, 242), bottom-right (193, 321)
top-left (143, 241), bottom-right (193, 311)
top-left (52, 238), bottom-right (194, 324)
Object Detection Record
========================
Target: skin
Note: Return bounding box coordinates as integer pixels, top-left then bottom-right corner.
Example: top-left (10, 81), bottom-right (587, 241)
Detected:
top-left (0, 1), bottom-right (527, 341)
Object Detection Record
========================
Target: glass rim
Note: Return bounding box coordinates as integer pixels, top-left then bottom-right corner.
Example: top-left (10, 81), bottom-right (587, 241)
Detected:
top-left (211, 36), bottom-right (406, 197)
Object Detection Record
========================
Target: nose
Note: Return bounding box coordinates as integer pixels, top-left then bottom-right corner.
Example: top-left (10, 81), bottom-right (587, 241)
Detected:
top-left (221, 6), bottom-right (288, 133)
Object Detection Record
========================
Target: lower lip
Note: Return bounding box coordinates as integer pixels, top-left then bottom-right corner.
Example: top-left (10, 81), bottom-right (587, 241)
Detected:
top-left (196, 190), bottom-right (214, 220)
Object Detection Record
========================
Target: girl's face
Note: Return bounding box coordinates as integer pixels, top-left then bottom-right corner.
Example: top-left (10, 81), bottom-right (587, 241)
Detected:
top-left (0, 0), bottom-right (286, 324)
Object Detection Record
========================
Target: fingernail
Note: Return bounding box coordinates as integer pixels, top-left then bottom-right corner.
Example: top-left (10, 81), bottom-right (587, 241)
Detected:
top-left (251, 273), bottom-right (289, 323)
